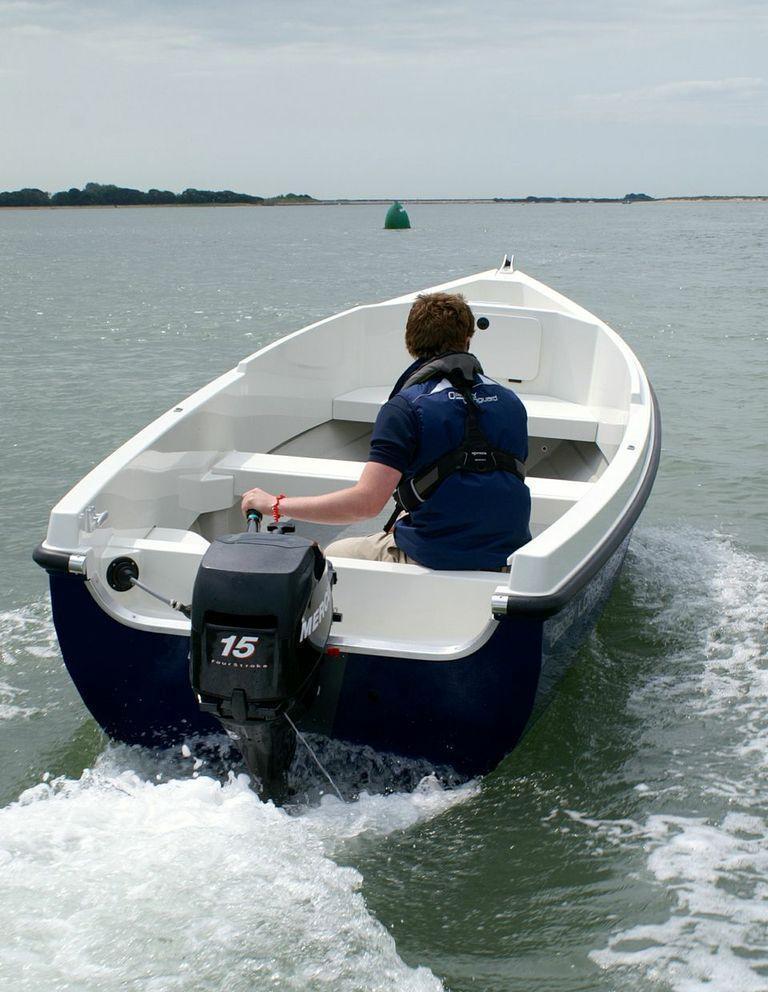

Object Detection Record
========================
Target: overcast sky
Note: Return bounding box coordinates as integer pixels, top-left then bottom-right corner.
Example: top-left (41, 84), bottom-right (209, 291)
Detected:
top-left (1, 0), bottom-right (766, 197)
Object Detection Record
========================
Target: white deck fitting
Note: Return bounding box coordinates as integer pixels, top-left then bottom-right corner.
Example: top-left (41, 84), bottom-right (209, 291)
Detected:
top-left (333, 387), bottom-right (599, 443)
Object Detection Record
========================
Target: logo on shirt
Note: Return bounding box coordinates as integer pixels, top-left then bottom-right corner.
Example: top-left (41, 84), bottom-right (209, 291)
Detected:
top-left (447, 391), bottom-right (498, 403)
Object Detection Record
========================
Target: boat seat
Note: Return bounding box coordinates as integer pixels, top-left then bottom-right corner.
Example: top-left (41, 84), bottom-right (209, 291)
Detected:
top-left (332, 387), bottom-right (599, 443)
top-left (211, 452), bottom-right (591, 523)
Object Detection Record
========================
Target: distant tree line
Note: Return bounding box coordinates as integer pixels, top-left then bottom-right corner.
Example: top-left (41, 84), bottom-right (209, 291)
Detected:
top-left (493, 192), bottom-right (654, 204)
top-left (0, 182), bottom-right (316, 207)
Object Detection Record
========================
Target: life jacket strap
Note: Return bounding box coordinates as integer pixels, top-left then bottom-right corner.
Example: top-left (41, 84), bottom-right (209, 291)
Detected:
top-left (383, 370), bottom-right (526, 534)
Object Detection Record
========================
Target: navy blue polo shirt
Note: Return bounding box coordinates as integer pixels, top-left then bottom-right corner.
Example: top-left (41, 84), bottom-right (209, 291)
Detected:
top-left (368, 368), bottom-right (531, 570)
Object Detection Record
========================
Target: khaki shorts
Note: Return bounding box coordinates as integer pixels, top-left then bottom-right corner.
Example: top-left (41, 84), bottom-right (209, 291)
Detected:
top-left (324, 530), bottom-right (416, 565)
top-left (324, 531), bottom-right (510, 571)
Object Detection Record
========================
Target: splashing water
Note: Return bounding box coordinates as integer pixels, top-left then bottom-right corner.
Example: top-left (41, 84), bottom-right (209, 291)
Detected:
top-left (285, 710), bottom-right (344, 801)
top-left (580, 528), bottom-right (768, 991)
top-left (0, 600), bottom-right (61, 720)
top-left (0, 745), bottom-right (476, 992)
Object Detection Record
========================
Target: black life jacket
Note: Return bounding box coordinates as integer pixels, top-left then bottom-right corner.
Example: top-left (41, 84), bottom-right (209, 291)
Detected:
top-left (384, 352), bottom-right (527, 532)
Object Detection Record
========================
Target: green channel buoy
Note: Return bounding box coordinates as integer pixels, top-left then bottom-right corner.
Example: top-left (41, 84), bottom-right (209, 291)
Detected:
top-left (384, 201), bottom-right (411, 230)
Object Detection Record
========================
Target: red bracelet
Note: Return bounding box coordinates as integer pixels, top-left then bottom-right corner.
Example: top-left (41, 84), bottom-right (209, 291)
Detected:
top-left (272, 494), bottom-right (287, 524)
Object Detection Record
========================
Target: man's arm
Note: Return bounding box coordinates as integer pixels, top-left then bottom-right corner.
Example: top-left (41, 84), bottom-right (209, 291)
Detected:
top-left (241, 461), bottom-right (402, 525)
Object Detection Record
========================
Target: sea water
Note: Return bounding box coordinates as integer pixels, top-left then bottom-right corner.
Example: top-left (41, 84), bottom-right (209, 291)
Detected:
top-left (0, 202), bottom-right (766, 990)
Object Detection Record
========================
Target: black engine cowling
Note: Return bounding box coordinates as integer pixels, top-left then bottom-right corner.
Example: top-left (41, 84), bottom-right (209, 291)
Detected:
top-left (189, 531), bottom-right (333, 802)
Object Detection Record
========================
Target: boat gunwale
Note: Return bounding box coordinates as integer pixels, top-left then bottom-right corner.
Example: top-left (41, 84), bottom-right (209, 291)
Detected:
top-left (492, 382), bottom-right (661, 617)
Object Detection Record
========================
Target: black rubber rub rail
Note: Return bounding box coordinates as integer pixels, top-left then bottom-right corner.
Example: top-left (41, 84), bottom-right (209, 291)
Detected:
top-left (32, 544), bottom-right (86, 576)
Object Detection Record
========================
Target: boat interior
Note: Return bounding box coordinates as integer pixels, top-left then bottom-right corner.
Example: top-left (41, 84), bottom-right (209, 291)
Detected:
top-left (47, 267), bottom-right (653, 656)
top-left (192, 420), bottom-right (607, 547)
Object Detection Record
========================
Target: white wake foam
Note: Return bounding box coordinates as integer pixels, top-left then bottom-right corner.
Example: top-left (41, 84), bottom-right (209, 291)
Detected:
top-left (585, 528), bottom-right (768, 991)
top-left (0, 749), bottom-right (475, 991)
top-left (0, 600), bottom-right (60, 720)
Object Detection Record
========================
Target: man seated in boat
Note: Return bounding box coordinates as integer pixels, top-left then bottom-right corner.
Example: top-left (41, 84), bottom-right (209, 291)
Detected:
top-left (241, 292), bottom-right (531, 570)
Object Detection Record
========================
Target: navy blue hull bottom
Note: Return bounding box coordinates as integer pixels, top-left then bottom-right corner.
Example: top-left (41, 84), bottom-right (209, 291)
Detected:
top-left (50, 573), bottom-right (217, 745)
top-left (48, 541), bottom-right (626, 776)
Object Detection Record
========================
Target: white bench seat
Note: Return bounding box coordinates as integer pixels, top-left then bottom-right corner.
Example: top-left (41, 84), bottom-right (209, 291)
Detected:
top-left (332, 387), bottom-right (599, 442)
top-left (215, 452), bottom-right (362, 498)
top-left (211, 452), bottom-right (591, 525)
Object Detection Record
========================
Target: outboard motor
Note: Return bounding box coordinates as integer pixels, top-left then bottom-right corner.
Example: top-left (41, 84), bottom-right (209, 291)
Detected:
top-left (190, 519), bottom-right (333, 803)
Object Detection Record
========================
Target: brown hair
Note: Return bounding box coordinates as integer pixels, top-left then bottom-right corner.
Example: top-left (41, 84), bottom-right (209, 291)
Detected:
top-left (404, 292), bottom-right (476, 359)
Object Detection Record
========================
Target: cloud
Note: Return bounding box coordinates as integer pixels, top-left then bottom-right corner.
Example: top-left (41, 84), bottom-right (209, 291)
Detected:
top-left (2, 0), bottom-right (766, 66)
top-left (670, 78), bottom-right (766, 96)
top-left (573, 77), bottom-right (768, 124)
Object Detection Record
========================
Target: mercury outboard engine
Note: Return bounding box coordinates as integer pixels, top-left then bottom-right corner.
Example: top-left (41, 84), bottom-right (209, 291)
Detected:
top-left (190, 518), bottom-right (333, 803)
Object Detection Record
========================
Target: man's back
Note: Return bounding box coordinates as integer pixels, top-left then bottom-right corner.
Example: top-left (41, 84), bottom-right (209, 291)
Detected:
top-left (370, 358), bottom-right (531, 570)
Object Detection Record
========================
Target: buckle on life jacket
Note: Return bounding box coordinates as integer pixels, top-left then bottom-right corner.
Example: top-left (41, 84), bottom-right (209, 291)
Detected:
top-left (462, 447), bottom-right (497, 472)
top-left (383, 362), bottom-right (526, 534)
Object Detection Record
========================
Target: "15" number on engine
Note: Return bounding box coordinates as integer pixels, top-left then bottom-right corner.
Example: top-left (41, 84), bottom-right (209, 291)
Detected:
top-left (218, 634), bottom-right (260, 659)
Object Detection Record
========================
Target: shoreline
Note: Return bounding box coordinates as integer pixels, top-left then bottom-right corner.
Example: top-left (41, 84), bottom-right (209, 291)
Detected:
top-left (1, 196), bottom-right (766, 211)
